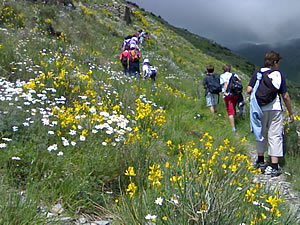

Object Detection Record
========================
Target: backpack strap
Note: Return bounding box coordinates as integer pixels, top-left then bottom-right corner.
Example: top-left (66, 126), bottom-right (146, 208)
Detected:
top-left (257, 69), bottom-right (276, 78)
top-left (225, 73), bottom-right (234, 93)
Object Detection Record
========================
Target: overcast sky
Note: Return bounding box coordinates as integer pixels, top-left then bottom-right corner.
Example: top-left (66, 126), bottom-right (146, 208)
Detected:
top-left (129, 0), bottom-right (300, 49)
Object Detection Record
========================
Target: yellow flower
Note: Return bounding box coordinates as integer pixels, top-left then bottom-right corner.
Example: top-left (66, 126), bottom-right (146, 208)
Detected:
top-left (125, 166), bottom-right (136, 176)
top-left (229, 164), bottom-right (237, 172)
top-left (241, 136), bottom-right (247, 145)
top-left (166, 140), bottom-right (172, 146)
top-left (126, 182), bottom-right (137, 198)
top-left (148, 164), bottom-right (163, 188)
top-left (165, 162), bottom-right (170, 168)
top-left (274, 209), bottom-right (281, 217)
top-left (170, 176), bottom-right (181, 182)
top-left (224, 138), bottom-right (230, 145)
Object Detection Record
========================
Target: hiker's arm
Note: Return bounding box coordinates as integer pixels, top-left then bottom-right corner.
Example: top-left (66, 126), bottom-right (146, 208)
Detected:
top-left (224, 82), bottom-right (228, 96)
top-left (282, 92), bottom-right (294, 123)
top-left (247, 86), bottom-right (253, 95)
top-left (202, 79), bottom-right (207, 89)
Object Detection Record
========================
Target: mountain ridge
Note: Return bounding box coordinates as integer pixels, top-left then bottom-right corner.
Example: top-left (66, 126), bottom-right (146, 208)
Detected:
top-left (233, 38), bottom-right (300, 85)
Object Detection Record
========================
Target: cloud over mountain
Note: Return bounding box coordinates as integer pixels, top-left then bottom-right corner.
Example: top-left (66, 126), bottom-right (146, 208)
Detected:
top-left (130, 0), bottom-right (300, 48)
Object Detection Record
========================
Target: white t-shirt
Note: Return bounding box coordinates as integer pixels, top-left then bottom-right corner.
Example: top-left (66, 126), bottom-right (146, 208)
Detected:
top-left (142, 64), bottom-right (151, 77)
top-left (143, 64), bottom-right (157, 78)
top-left (220, 72), bottom-right (239, 93)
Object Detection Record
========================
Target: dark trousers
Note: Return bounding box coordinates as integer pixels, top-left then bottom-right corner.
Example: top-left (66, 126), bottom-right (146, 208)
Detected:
top-left (129, 61), bottom-right (140, 77)
top-left (123, 65), bottom-right (129, 76)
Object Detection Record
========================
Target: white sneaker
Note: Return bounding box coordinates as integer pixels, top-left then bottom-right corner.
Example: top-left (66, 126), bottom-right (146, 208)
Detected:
top-left (264, 166), bottom-right (273, 175)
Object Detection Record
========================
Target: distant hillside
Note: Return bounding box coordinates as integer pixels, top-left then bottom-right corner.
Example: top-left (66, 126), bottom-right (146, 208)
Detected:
top-left (233, 39), bottom-right (300, 86)
top-left (150, 14), bottom-right (256, 76)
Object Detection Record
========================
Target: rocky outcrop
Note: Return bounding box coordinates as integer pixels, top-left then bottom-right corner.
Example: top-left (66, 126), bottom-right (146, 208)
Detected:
top-left (28, 0), bottom-right (75, 8)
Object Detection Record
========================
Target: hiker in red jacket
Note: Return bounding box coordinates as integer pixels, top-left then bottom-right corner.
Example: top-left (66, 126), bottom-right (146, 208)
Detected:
top-left (120, 45), bottom-right (130, 76)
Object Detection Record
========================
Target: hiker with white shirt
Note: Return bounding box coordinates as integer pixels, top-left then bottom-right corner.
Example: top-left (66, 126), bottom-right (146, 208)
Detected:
top-left (142, 58), bottom-right (157, 81)
top-left (247, 50), bottom-right (294, 177)
top-left (220, 64), bottom-right (242, 132)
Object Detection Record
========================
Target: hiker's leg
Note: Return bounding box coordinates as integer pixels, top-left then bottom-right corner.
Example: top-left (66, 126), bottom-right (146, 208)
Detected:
top-left (211, 94), bottom-right (218, 113)
top-left (206, 93), bottom-right (217, 113)
top-left (256, 111), bottom-right (268, 158)
top-left (150, 71), bottom-right (156, 81)
top-left (225, 95), bottom-right (238, 130)
top-left (129, 63), bottom-right (134, 76)
top-left (271, 156), bottom-right (279, 164)
top-left (213, 105), bottom-right (217, 113)
top-left (228, 115), bottom-right (235, 129)
top-left (124, 66), bottom-right (129, 76)
top-left (136, 61), bottom-right (140, 78)
top-left (267, 111), bottom-right (284, 160)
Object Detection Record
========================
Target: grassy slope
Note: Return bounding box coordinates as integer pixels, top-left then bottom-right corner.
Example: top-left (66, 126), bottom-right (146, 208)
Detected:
top-left (0, 0), bottom-right (299, 223)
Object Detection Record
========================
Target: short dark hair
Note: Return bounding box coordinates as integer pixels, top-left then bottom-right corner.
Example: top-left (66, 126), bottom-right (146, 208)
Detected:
top-left (264, 50), bottom-right (282, 67)
top-left (207, 65), bottom-right (214, 73)
top-left (222, 64), bottom-right (231, 72)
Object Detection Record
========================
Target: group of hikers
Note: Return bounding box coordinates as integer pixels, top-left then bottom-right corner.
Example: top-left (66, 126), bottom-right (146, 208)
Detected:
top-left (119, 30), bottom-right (157, 81)
top-left (119, 30), bottom-right (294, 178)
top-left (203, 50), bottom-right (294, 177)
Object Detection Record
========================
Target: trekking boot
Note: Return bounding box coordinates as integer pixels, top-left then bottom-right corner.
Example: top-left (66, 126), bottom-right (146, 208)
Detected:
top-left (264, 166), bottom-right (272, 175)
top-left (255, 161), bottom-right (268, 174)
top-left (270, 167), bottom-right (282, 177)
top-left (264, 166), bottom-right (282, 177)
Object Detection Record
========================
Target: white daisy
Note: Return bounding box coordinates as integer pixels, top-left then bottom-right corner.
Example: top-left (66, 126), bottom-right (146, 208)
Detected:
top-left (11, 157), bottom-right (21, 160)
top-left (0, 143), bottom-right (7, 148)
top-left (154, 197), bottom-right (163, 206)
top-left (69, 130), bottom-right (76, 136)
top-left (79, 136), bottom-right (86, 141)
top-left (145, 214), bottom-right (157, 220)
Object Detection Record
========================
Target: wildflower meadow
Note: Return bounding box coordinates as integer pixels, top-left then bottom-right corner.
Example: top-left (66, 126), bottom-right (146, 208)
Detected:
top-left (0, 0), bottom-right (299, 224)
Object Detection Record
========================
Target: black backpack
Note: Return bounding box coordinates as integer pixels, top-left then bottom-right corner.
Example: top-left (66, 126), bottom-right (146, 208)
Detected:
top-left (208, 74), bottom-right (222, 94)
top-left (255, 69), bottom-right (278, 106)
top-left (226, 73), bottom-right (243, 95)
top-left (121, 56), bottom-right (128, 67)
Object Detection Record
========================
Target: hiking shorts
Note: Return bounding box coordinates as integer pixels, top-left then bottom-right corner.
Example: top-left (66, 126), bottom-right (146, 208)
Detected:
top-left (224, 95), bottom-right (238, 116)
top-left (256, 110), bottom-right (284, 157)
top-left (206, 93), bottom-right (218, 107)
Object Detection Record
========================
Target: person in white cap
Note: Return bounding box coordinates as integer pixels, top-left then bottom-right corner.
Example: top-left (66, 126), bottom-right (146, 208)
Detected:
top-left (142, 58), bottom-right (157, 81)
top-left (129, 36), bottom-right (138, 48)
